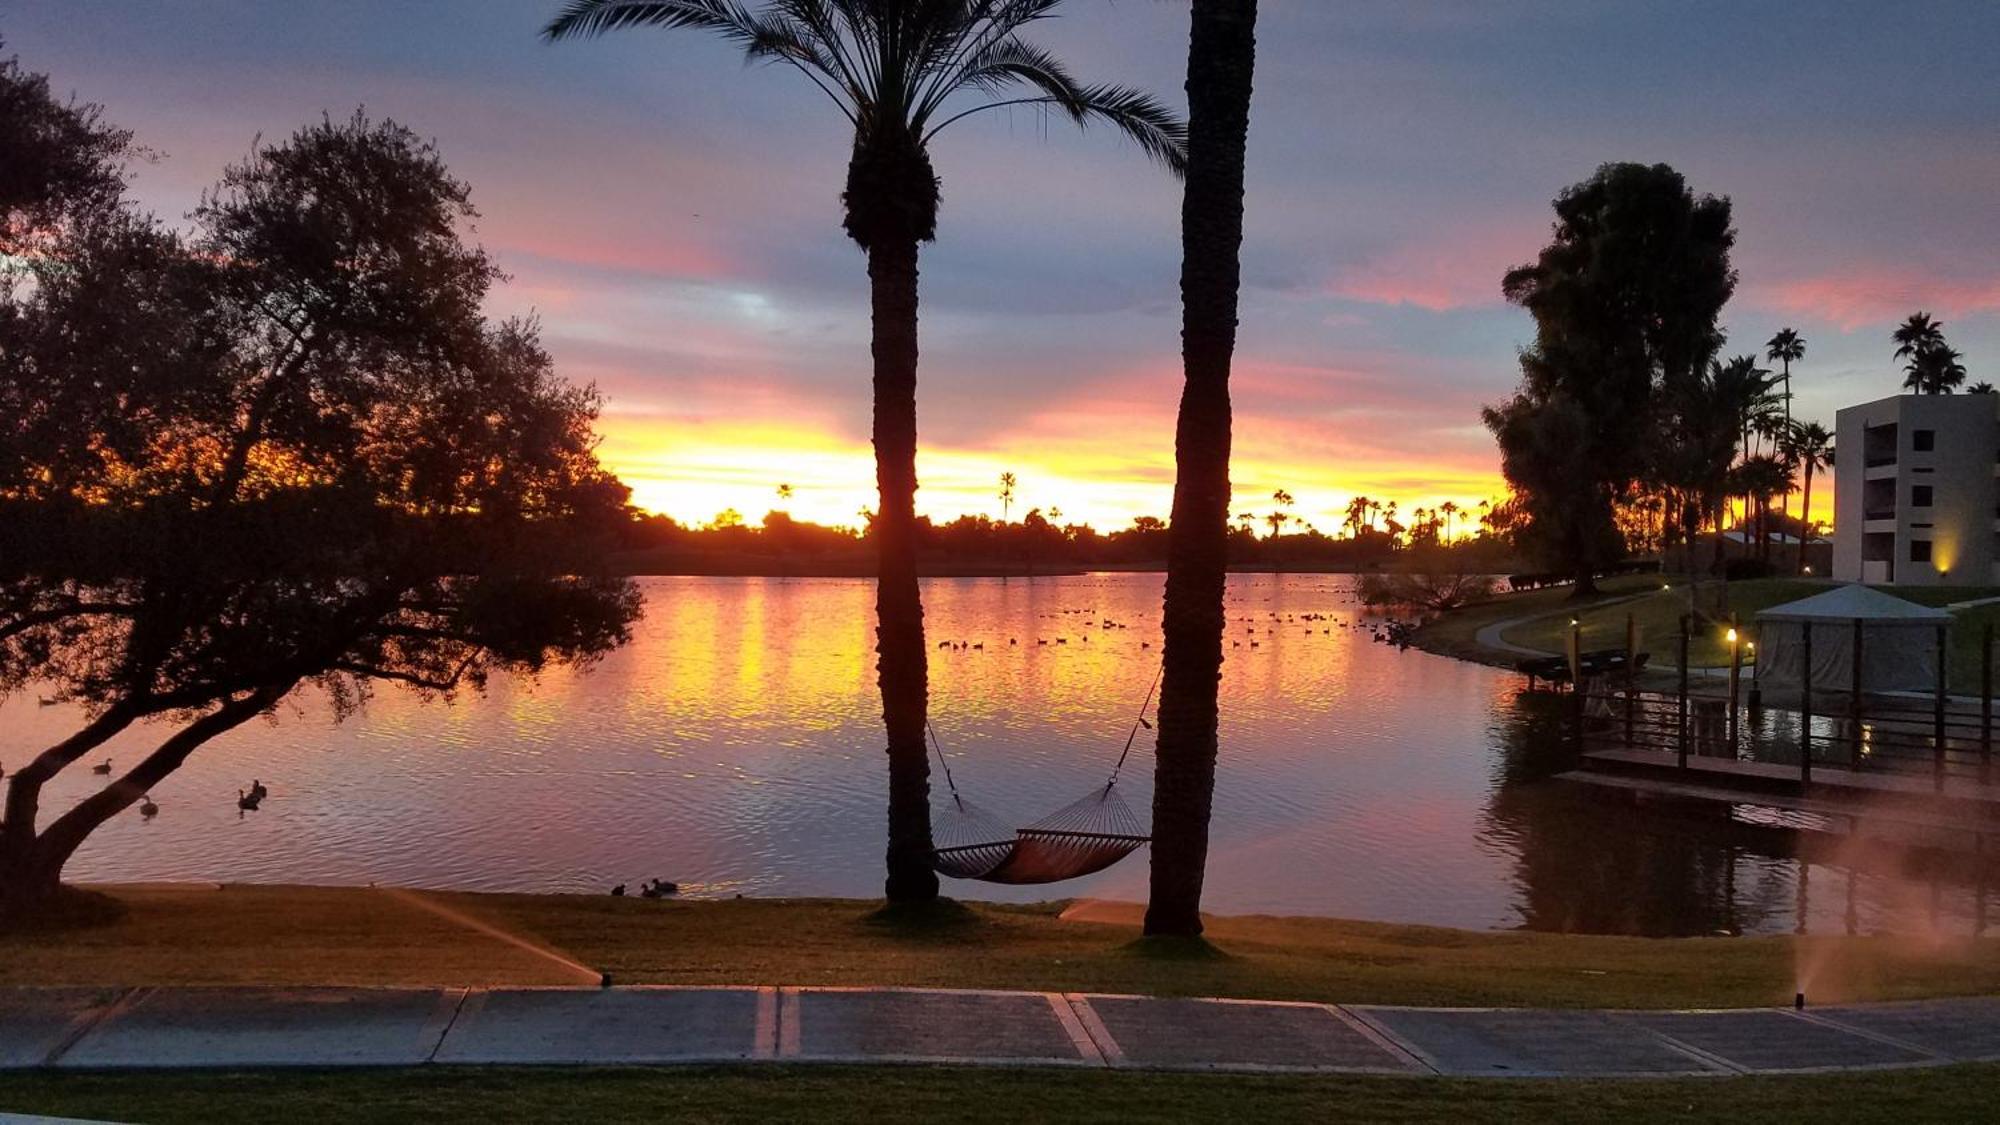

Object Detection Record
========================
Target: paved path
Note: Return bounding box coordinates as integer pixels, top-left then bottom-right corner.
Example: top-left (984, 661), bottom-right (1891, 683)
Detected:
top-left (1471, 593), bottom-right (1659, 660)
top-left (3, 986), bottom-right (1997, 1078)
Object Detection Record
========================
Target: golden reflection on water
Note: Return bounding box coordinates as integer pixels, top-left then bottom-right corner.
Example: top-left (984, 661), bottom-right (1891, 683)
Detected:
top-left (0, 574), bottom-right (1988, 936)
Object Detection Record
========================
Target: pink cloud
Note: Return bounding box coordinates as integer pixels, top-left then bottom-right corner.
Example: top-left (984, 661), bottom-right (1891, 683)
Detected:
top-left (1321, 221), bottom-right (1541, 312)
top-left (1750, 271), bottom-right (2000, 330)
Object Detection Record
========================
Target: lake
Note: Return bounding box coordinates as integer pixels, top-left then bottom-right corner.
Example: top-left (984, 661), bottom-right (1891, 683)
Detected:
top-left (7, 574), bottom-right (1987, 936)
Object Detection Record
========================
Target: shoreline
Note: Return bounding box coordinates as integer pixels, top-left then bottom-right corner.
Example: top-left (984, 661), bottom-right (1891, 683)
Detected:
top-left (7, 884), bottom-right (1997, 1011)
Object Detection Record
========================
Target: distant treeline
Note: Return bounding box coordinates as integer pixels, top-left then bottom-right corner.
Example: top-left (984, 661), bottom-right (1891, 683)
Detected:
top-left (611, 510), bottom-right (1519, 576)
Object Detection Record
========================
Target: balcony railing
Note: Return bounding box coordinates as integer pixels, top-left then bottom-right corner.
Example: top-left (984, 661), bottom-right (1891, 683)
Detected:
top-left (1865, 454), bottom-right (1898, 468)
top-left (1864, 508), bottom-right (1897, 521)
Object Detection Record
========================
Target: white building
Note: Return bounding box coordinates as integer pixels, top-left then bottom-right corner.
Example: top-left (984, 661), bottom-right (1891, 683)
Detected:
top-left (1832, 393), bottom-right (2000, 585)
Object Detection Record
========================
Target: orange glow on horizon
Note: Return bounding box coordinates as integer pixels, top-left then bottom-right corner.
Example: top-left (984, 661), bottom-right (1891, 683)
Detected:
top-left (597, 410), bottom-right (1506, 535)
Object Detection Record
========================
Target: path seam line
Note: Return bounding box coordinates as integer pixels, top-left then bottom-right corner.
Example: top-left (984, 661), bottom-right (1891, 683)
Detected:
top-left (40, 986), bottom-right (146, 1069)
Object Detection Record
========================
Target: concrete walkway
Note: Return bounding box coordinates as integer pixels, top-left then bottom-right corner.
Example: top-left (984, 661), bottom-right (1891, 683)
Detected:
top-left (4, 986), bottom-right (1997, 1078)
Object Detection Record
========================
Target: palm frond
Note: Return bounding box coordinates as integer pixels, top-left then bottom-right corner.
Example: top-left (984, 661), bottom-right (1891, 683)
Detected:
top-left (544, 0), bottom-right (859, 122)
top-left (921, 38), bottom-right (1186, 174)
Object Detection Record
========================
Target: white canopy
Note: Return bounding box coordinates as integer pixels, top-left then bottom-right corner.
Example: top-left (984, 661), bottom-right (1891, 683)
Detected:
top-left (1754, 585), bottom-right (1950, 693)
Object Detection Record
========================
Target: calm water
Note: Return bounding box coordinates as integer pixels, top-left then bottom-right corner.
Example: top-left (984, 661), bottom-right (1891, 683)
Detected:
top-left (6, 574), bottom-right (1987, 936)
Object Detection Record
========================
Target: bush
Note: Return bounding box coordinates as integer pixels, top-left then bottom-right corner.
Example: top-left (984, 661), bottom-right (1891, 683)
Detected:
top-left (1357, 571), bottom-right (1498, 612)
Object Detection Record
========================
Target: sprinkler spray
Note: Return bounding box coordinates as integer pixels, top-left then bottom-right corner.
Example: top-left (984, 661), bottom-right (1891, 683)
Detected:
top-left (1795, 992), bottom-right (1806, 1011)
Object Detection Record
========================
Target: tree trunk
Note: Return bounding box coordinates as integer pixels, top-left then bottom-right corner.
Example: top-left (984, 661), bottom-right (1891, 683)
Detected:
top-left (0, 691), bottom-right (277, 926)
top-left (1146, 0), bottom-right (1257, 939)
top-left (868, 236), bottom-right (938, 904)
top-left (1796, 465), bottom-right (1813, 576)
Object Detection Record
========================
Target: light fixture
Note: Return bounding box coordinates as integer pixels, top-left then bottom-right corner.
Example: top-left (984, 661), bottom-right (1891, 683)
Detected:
top-left (1802, 566), bottom-right (1812, 575)
top-left (1726, 627), bottom-right (1739, 644)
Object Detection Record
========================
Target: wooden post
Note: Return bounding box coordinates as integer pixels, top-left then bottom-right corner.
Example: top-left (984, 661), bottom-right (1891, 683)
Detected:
top-left (1728, 613), bottom-right (1742, 756)
top-left (1571, 621), bottom-right (1586, 755)
top-left (1983, 624), bottom-right (1993, 787)
top-left (1678, 615), bottom-right (1691, 771)
top-left (1850, 618), bottom-right (1864, 769)
top-left (1625, 613), bottom-right (1638, 749)
top-left (1801, 621), bottom-right (1813, 785)
top-left (1935, 623), bottom-right (1949, 793)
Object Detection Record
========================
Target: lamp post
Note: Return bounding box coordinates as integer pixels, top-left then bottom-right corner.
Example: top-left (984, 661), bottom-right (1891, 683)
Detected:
top-left (1727, 622), bottom-right (1742, 755)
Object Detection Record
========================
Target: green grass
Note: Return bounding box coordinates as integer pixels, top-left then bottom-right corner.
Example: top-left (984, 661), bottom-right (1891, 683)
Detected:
top-left (1404, 573), bottom-right (1667, 666)
top-left (2, 1064), bottom-right (1996, 1125)
top-left (1491, 579), bottom-right (2000, 690)
top-left (1499, 578), bottom-right (1826, 667)
top-left (11, 885), bottom-right (2000, 1010)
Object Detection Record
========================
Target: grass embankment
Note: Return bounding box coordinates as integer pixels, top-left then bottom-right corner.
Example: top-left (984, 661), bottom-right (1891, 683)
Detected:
top-left (1403, 573), bottom-right (1667, 666)
top-left (6, 1063), bottom-right (2000, 1125)
top-left (1495, 578), bottom-right (2000, 690)
top-left (10, 885), bottom-right (2000, 1010)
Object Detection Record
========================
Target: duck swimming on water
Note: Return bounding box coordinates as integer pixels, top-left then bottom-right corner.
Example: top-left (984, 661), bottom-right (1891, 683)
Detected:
top-left (92, 759), bottom-right (112, 775)
top-left (139, 795), bottom-right (158, 819)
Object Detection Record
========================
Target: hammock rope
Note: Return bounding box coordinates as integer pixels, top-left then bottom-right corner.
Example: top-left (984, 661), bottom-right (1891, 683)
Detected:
top-left (927, 663), bottom-right (1160, 885)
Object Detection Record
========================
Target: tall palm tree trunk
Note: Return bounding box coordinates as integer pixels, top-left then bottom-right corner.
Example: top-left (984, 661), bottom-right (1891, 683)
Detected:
top-left (868, 237), bottom-right (938, 904)
top-left (1146, 0), bottom-right (1257, 939)
top-left (1796, 463), bottom-right (1814, 576)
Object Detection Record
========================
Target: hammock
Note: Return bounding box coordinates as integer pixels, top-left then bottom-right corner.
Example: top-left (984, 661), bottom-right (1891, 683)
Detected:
top-left (927, 667), bottom-right (1157, 886)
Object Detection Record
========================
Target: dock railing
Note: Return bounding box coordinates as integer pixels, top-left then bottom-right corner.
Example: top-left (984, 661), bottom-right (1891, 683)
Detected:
top-left (1568, 619), bottom-right (1997, 793)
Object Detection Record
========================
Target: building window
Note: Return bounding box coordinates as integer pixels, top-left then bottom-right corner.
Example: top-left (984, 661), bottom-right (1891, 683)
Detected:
top-left (1910, 539), bottom-right (1933, 563)
top-left (1913, 429), bottom-right (1936, 452)
top-left (1912, 485), bottom-right (1934, 508)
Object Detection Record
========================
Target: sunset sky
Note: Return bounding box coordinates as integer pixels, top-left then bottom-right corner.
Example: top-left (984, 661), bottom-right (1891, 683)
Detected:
top-left (11, 2), bottom-right (1998, 531)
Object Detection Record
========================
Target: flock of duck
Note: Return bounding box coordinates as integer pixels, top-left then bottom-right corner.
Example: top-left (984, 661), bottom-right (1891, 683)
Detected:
top-left (926, 608), bottom-right (1416, 654)
top-left (24, 760), bottom-right (273, 821)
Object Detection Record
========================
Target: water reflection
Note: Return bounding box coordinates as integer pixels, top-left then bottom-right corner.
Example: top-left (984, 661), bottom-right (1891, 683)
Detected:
top-left (0, 574), bottom-right (1987, 937)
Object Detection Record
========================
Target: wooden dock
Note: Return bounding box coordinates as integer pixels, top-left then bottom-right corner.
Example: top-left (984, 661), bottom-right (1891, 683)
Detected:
top-left (1560, 746), bottom-right (2000, 840)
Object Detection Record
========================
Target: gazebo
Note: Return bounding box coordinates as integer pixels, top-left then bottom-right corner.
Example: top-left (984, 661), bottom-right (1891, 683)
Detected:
top-left (1753, 585), bottom-right (1952, 694)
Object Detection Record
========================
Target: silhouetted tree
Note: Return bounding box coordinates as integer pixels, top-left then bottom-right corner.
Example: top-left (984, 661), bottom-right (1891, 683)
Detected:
top-left (1765, 327), bottom-right (1804, 429)
top-left (1779, 420), bottom-right (1832, 575)
top-left (1486, 162), bottom-right (1736, 594)
top-left (999, 471), bottom-right (1017, 523)
top-left (1148, 0), bottom-right (1257, 939)
top-left (1969, 382), bottom-right (1996, 395)
top-left (546, 1), bottom-right (1184, 903)
top-left (0, 110), bottom-right (639, 921)
top-left (1903, 345), bottom-right (1967, 395)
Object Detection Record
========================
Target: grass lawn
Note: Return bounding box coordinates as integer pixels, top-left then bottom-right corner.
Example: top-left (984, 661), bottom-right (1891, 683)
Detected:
top-left (3, 1063), bottom-right (1998, 1125)
top-left (1493, 579), bottom-right (2000, 691)
top-left (1404, 573), bottom-right (1667, 666)
top-left (9, 885), bottom-right (2000, 1010)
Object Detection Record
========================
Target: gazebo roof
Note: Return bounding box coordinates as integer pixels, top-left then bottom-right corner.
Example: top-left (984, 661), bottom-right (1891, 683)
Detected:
top-left (1754, 584), bottom-right (1952, 625)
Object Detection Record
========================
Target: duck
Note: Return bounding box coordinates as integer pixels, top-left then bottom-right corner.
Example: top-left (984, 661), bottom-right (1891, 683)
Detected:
top-left (639, 879), bottom-right (679, 899)
top-left (610, 883), bottom-right (627, 897)
top-left (237, 789), bottom-right (262, 812)
top-left (139, 795), bottom-right (159, 819)
top-left (91, 759), bottom-right (112, 775)
top-left (248, 779), bottom-right (268, 802)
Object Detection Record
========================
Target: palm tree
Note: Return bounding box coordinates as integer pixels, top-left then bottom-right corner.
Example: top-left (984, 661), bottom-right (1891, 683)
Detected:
top-left (1731, 455), bottom-right (1791, 563)
top-left (1147, 0), bottom-right (1258, 940)
top-left (1765, 327), bottom-right (1804, 428)
top-left (1892, 312), bottom-right (1945, 366)
top-left (546, 0), bottom-right (1185, 904)
top-left (776, 481), bottom-right (794, 506)
top-left (1779, 420), bottom-right (1831, 576)
top-left (1343, 495), bottom-right (1371, 538)
top-left (1439, 499), bottom-right (1459, 543)
top-left (998, 471), bottom-right (1017, 523)
top-left (1903, 345), bottom-right (1968, 395)
top-left (1970, 382), bottom-right (1997, 395)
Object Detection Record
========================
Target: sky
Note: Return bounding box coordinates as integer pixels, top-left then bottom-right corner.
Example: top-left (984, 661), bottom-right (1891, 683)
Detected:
top-left (8, 2), bottom-right (1999, 532)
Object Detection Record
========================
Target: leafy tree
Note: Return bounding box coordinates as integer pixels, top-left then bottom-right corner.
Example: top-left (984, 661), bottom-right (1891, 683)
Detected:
top-left (0, 110), bottom-right (639, 921)
top-left (545, 0), bottom-right (1184, 904)
top-left (1487, 163), bottom-right (1736, 594)
top-left (1148, 0), bottom-right (1258, 939)
top-left (0, 43), bottom-right (135, 256)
